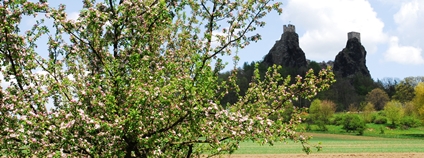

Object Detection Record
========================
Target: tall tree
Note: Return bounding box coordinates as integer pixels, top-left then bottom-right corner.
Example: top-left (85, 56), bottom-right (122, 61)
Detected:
top-left (0, 0), bottom-right (334, 157)
top-left (376, 77), bottom-right (400, 99)
top-left (352, 74), bottom-right (377, 97)
top-left (365, 88), bottom-right (390, 111)
top-left (393, 82), bottom-right (415, 103)
top-left (393, 76), bottom-right (424, 103)
top-left (413, 82), bottom-right (424, 121)
top-left (318, 78), bottom-right (358, 111)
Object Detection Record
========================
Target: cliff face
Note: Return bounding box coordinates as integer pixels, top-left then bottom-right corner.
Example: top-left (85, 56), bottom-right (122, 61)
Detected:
top-left (263, 31), bottom-right (308, 69)
top-left (333, 37), bottom-right (371, 78)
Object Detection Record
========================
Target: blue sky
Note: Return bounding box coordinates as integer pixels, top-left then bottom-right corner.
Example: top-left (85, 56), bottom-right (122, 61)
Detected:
top-left (21, 0), bottom-right (424, 81)
top-left (233, 0), bottom-right (424, 80)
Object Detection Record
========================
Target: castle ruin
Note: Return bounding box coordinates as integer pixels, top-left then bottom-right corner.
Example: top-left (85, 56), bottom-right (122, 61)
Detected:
top-left (265, 23), bottom-right (307, 69)
top-left (348, 31), bottom-right (360, 43)
top-left (276, 24), bottom-right (296, 42)
top-left (283, 24), bottom-right (295, 33)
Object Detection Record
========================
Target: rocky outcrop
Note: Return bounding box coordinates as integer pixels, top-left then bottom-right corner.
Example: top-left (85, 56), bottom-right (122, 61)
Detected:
top-left (263, 25), bottom-right (308, 69)
top-left (333, 35), bottom-right (371, 78)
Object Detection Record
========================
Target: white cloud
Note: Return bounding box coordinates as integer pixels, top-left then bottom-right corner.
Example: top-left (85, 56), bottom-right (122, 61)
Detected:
top-left (394, 0), bottom-right (420, 25)
top-left (380, 0), bottom-right (424, 65)
top-left (384, 36), bottom-right (424, 65)
top-left (281, 0), bottom-right (387, 61)
top-left (393, 0), bottom-right (424, 46)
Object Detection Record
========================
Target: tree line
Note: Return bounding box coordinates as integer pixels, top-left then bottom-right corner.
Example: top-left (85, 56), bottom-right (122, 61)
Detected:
top-left (219, 61), bottom-right (424, 135)
top-left (219, 60), bottom-right (424, 113)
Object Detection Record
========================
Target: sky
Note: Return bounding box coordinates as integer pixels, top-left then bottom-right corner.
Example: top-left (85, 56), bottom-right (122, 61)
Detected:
top-left (234, 0), bottom-right (424, 80)
top-left (16, 0), bottom-right (424, 81)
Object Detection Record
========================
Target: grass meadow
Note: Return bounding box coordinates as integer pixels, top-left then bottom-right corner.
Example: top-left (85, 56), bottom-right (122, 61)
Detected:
top-left (226, 112), bottom-right (424, 157)
top-left (232, 119), bottom-right (424, 154)
top-left (233, 132), bottom-right (424, 154)
top-left (305, 123), bottom-right (424, 139)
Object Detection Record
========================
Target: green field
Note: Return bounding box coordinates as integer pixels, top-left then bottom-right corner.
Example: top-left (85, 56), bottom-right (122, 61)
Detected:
top-left (304, 124), bottom-right (424, 139)
top-left (234, 132), bottom-right (424, 154)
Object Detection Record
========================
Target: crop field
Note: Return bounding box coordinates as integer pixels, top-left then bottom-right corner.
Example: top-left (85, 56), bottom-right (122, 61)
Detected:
top-left (218, 132), bottom-right (424, 158)
top-left (305, 124), bottom-right (424, 139)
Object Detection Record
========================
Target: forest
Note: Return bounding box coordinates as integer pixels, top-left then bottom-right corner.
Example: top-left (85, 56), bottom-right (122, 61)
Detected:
top-left (219, 60), bottom-right (424, 113)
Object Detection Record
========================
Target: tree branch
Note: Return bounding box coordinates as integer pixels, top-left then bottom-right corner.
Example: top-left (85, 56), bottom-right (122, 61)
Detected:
top-left (142, 111), bottom-right (190, 139)
top-left (1, 25), bottom-right (37, 114)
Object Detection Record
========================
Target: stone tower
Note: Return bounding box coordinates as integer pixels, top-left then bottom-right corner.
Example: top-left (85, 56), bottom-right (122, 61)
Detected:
top-left (348, 32), bottom-right (360, 43)
top-left (283, 24), bottom-right (295, 33)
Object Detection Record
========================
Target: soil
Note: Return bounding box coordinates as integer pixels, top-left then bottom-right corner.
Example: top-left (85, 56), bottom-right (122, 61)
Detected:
top-left (220, 153), bottom-right (424, 158)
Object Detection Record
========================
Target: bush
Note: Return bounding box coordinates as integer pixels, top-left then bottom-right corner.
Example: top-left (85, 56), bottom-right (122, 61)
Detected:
top-left (373, 116), bottom-right (388, 124)
top-left (331, 114), bottom-right (344, 126)
top-left (400, 116), bottom-right (422, 129)
top-left (308, 99), bottom-right (336, 131)
top-left (342, 114), bottom-right (366, 135)
top-left (362, 102), bottom-right (375, 123)
top-left (377, 111), bottom-right (385, 116)
top-left (403, 102), bottom-right (418, 117)
top-left (370, 113), bottom-right (378, 123)
top-left (384, 100), bottom-right (404, 127)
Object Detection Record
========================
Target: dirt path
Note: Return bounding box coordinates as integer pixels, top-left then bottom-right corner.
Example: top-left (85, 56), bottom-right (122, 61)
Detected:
top-left (220, 153), bottom-right (424, 158)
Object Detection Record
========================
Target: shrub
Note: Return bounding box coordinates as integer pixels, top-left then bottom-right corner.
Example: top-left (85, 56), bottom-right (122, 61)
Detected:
top-left (377, 111), bottom-right (385, 116)
top-left (403, 102), bottom-right (418, 117)
top-left (342, 114), bottom-right (366, 135)
top-left (384, 100), bottom-right (404, 127)
top-left (373, 116), bottom-right (388, 124)
top-left (308, 99), bottom-right (336, 131)
top-left (331, 114), bottom-right (344, 126)
top-left (400, 116), bottom-right (422, 129)
top-left (370, 113), bottom-right (378, 123)
top-left (348, 104), bottom-right (359, 113)
top-left (362, 102), bottom-right (375, 123)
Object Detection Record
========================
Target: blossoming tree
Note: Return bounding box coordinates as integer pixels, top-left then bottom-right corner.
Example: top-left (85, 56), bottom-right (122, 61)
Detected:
top-left (0, 0), bottom-right (334, 157)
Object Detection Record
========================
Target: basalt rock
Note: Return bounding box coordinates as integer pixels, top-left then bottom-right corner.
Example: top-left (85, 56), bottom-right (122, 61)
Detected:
top-left (333, 35), bottom-right (371, 79)
top-left (263, 25), bottom-right (308, 69)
